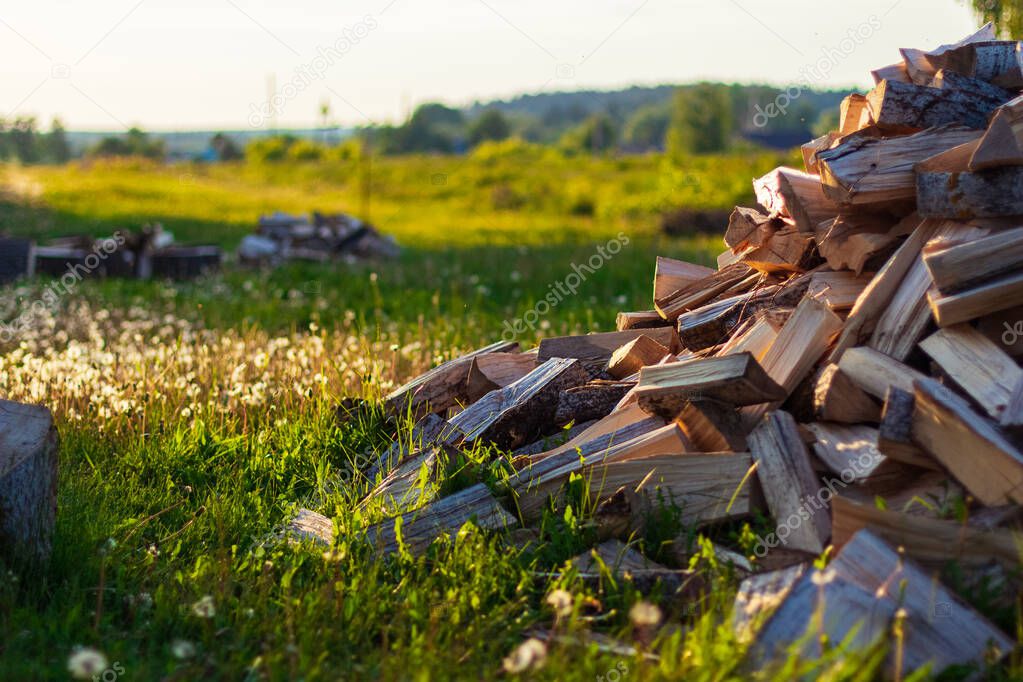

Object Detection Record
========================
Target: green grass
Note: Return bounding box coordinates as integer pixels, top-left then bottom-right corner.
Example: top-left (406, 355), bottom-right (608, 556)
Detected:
top-left (0, 153), bottom-right (1017, 681)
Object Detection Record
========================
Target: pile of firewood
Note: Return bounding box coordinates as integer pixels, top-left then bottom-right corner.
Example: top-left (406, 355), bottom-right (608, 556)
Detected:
top-left (238, 211), bottom-right (399, 265)
top-left (291, 25), bottom-right (1023, 676)
top-left (1, 225), bottom-right (222, 282)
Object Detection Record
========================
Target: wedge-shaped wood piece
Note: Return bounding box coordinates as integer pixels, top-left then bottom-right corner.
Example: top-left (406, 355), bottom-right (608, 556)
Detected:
top-left (465, 353), bottom-right (537, 403)
top-left (732, 564), bottom-right (808, 644)
top-left (385, 340), bottom-right (518, 416)
top-left (804, 423), bottom-right (905, 484)
top-left (748, 528), bottom-right (1012, 676)
top-left (832, 496), bottom-right (1022, 568)
top-left (715, 315), bottom-right (781, 362)
top-left (748, 411), bottom-right (830, 554)
top-left (818, 126), bottom-right (981, 207)
top-left (913, 377), bottom-right (1023, 505)
top-left (866, 77), bottom-right (1007, 130)
top-left (527, 403), bottom-right (663, 464)
top-left (924, 225), bottom-right (1023, 295)
top-left (742, 296), bottom-right (844, 427)
top-left (653, 256), bottom-right (716, 303)
top-left (839, 93), bottom-right (871, 134)
top-left (537, 329), bottom-right (679, 368)
top-left (362, 447), bottom-right (444, 513)
top-left (654, 262), bottom-right (756, 321)
top-left (938, 39), bottom-right (1023, 87)
top-left (869, 222), bottom-right (987, 361)
top-left (678, 399), bottom-right (748, 452)
top-left (634, 353), bottom-right (785, 420)
top-left (0, 400), bottom-right (58, 558)
top-left (828, 214), bottom-right (931, 359)
top-left (512, 419), bottom-right (597, 458)
top-left (741, 226), bottom-right (817, 274)
top-left (837, 346), bottom-right (927, 401)
top-left (615, 310), bottom-right (669, 331)
top-left (807, 271), bottom-right (872, 312)
top-left (607, 335), bottom-right (670, 379)
top-left (899, 23), bottom-right (997, 85)
top-left (970, 94), bottom-right (1023, 169)
top-left (877, 387), bottom-right (938, 470)
top-left (812, 363), bottom-right (880, 424)
top-left (917, 164), bottom-right (1023, 219)
top-left (364, 483), bottom-right (516, 555)
top-left (364, 412), bottom-right (447, 480)
top-left (815, 213), bottom-right (904, 275)
top-left (511, 424), bottom-right (691, 521)
top-left (871, 61), bottom-right (910, 84)
top-left (441, 357), bottom-right (590, 450)
top-left (753, 167), bottom-right (838, 233)
top-left (724, 207), bottom-right (777, 251)
top-left (920, 325), bottom-right (1022, 421)
top-left (801, 133), bottom-right (838, 174)
top-left (554, 381), bottom-right (634, 426)
top-left (287, 508), bottom-right (335, 546)
top-left (928, 271), bottom-right (1023, 327)
top-left (588, 453), bottom-right (753, 527)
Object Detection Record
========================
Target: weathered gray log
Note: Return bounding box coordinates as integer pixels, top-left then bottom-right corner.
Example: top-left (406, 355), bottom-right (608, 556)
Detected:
top-left (364, 412), bottom-right (447, 481)
top-left (817, 125), bottom-right (981, 207)
top-left (0, 400), bottom-right (59, 559)
top-left (536, 329), bottom-right (679, 370)
top-left (866, 76), bottom-right (1009, 131)
top-left (554, 382), bottom-right (634, 426)
top-left (916, 165), bottom-right (1023, 219)
top-left (937, 39), bottom-right (1023, 88)
top-left (441, 357), bottom-right (590, 450)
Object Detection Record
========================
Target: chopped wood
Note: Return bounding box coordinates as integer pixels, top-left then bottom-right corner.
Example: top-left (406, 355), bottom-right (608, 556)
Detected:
top-left (923, 225), bottom-right (1023, 295)
top-left (715, 315), bottom-right (781, 361)
top-left (804, 423), bottom-right (906, 484)
top-left (633, 353), bottom-right (785, 420)
top-left (536, 328), bottom-right (679, 369)
top-left (571, 539), bottom-right (658, 573)
top-left (747, 411), bottom-right (831, 554)
top-left (800, 133), bottom-right (838, 174)
top-left (970, 94), bottom-right (1023, 169)
top-left (928, 270), bottom-right (1023, 326)
top-left (937, 39), bottom-right (1023, 88)
top-left (831, 495), bottom-right (1022, 568)
top-left (364, 412), bottom-right (446, 480)
top-left (724, 207), bottom-right (777, 251)
top-left (441, 357), bottom-right (590, 450)
top-left (554, 381), bottom-right (634, 426)
top-left (615, 310), bottom-right (670, 330)
top-left (866, 77), bottom-right (1007, 131)
top-left (812, 363), bottom-right (881, 423)
top-left (653, 256), bottom-right (716, 303)
top-left (465, 353), bottom-right (537, 402)
top-left (836, 345), bottom-right (928, 400)
top-left (747, 528), bottom-right (1012, 676)
top-left (839, 93), bottom-right (871, 134)
top-left (877, 387), bottom-right (939, 469)
top-left (900, 23), bottom-right (997, 85)
top-left (364, 483), bottom-right (516, 555)
top-left (0, 400), bottom-right (58, 558)
top-left (512, 419), bottom-right (598, 458)
top-left (732, 564), bottom-right (808, 643)
top-left (920, 324), bottom-right (1021, 420)
top-left (678, 399), bottom-right (749, 452)
top-left (871, 61), bottom-right (910, 84)
top-left (654, 262), bottom-right (757, 321)
top-left (385, 340), bottom-right (518, 416)
top-left (606, 335), bottom-right (671, 379)
top-left (753, 167), bottom-right (838, 233)
top-left (815, 213), bottom-right (904, 275)
top-left (912, 377), bottom-right (1023, 505)
top-left (287, 508), bottom-right (334, 546)
top-left (527, 403), bottom-right (663, 464)
top-left (917, 163), bottom-right (1023, 219)
top-left (817, 125), bottom-right (982, 207)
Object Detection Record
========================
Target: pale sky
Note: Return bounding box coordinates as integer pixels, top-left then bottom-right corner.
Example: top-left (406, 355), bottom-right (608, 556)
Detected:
top-left (1, 0), bottom-right (978, 131)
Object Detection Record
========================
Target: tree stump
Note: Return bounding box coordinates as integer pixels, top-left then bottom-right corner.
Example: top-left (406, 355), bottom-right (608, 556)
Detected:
top-left (0, 400), bottom-right (58, 559)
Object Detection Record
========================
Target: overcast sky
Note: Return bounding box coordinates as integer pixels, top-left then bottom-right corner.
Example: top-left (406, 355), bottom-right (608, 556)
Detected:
top-left (1, 0), bottom-right (979, 131)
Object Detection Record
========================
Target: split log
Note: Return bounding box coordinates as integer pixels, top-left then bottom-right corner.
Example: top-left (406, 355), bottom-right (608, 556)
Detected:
top-left (928, 271), bottom-right (1023, 327)
top-left (877, 387), bottom-right (938, 470)
top-left (654, 262), bottom-right (757, 321)
top-left (536, 328), bottom-right (679, 370)
top-left (606, 335), bottom-right (671, 379)
top-left (634, 353), bottom-right (785, 420)
top-left (554, 381), bottom-right (634, 426)
top-left (836, 346), bottom-right (928, 401)
top-left (804, 423), bottom-right (907, 484)
top-left (0, 400), bottom-right (58, 558)
top-left (839, 93), bottom-right (871, 134)
top-left (724, 207), bottom-right (777, 252)
top-left (732, 564), bottom-right (808, 643)
top-left (920, 324), bottom-right (1021, 420)
top-left (900, 23), bottom-right (997, 85)
top-left (287, 508), bottom-right (335, 546)
top-left (753, 167), bottom-right (838, 233)
top-left (678, 399), bottom-right (749, 452)
top-left (806, 271), bottom-right (872, 312)
top-left (917, 154), bottom-right (1023, 219)
top-left (923, 225), bottom-right (1023, 295)
top-left (831, 495), bottom-right (1022, 568)
top-left (814, 212), bottom-right (904, 275)
top-left (441, 357), bottom-right (590, 450)
top-left (715, 315), bottom-right (781, 362)
top-left (385, 340), bottom-right (518, 417)
top-left (653, 256), bottom-right (716, 303)
top-left (362, 447), bottom-right (445, 512)
top-left (615, 310), bottom-right (670, 331)
top-left (526, 403), bottom-right (663, 464)
top-left (465, 353), bottom-right (537, 403)
top-left (800, 133), bottom-right (838, 174)
top-left (742, 296), bottom-right (844, 427)
top-left (748, 411), bottom-right (830, 554)
top-left (364, 483), bottom-right (516, 555)
top-left (938, 39), bottom-right (1023, 88)
top-left (364, 412), bottom-right (447, 480)
top-left (912, 377), bottom-right (1023, 505)
top-left (811, 363), bottom-right (881, 424)
top-left (970, 94), bottom-right (1023, 169)
top-left (871, 61), bottom-right (910, 85)
top-left (747, 528), bottom-right (1012, 676)
top-left (512, 419), bottom-right (597, 457)
top-left (866, 77), bottom-right (1007, 131)
top-left (817, 125), bottom-right (982, 207)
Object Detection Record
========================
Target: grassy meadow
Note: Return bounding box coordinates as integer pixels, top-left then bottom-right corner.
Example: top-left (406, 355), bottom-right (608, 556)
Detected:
top-left (0, 148), bottom-right (1014, 681)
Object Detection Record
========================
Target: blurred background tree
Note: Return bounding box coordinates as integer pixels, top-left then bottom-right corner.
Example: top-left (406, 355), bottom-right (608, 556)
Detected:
top-left (667, 83), bottom-right (734, 157)
top-left (965, 0), bottom-right (1023, 37)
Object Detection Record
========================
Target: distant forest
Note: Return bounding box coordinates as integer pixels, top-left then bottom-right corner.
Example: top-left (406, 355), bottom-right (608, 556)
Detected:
top-left (1, 82), bottom-right (849, 163)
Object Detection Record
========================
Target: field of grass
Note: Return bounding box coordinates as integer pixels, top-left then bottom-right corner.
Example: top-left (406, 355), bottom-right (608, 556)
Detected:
top-left (0, 151), bottom-right (1015, 681)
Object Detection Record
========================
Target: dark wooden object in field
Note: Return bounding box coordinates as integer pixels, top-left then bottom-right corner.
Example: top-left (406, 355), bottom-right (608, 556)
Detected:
top-left (0, 400), bottom-right (58, 559)
top-left (0, 238), bottom-right (34, 284)
top-left (151, 246), bottom-right (222, 280)
top-left (33, 247), bottom-right (90, 279)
